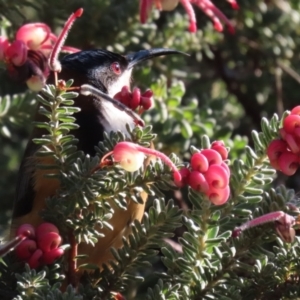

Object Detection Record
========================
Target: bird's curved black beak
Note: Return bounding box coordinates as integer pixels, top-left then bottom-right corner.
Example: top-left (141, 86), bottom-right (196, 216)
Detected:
top-left (126, 48), bottom-right (187, 69)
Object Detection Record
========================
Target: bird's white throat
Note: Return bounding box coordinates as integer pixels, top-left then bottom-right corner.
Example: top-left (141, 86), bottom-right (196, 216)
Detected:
top-left (100, 96), bottom-right (136, 135)
top-left (102, 68), bottom-right (135, 134)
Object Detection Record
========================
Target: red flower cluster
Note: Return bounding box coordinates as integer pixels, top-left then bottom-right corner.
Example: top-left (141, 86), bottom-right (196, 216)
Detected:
top-left (180, 141), bottom-right (230, 205)
top-left (267, 106), bottom-right (300, 176)
top-left (15, 223), bottom-right (64, 269)
top-left (114, 86), bottom-right (154, 112)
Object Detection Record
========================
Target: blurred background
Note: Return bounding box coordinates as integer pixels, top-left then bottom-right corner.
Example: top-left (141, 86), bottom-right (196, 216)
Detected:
top-left (0, 0), bottom-right (300, 234)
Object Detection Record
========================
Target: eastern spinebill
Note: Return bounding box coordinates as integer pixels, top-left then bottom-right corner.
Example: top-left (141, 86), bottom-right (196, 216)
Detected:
top-left (11, 48), bottom-right (183, 269)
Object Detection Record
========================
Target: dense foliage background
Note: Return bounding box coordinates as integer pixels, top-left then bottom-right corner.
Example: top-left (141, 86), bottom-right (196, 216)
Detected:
top-left (1, 0), bottom-right (299, 229)
top-left (1, 1), bottom-right (300, 299)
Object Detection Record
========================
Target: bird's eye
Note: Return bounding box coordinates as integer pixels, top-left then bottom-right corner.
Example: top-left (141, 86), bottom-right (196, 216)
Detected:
top-left (111, 62), bottom-right (121, 75)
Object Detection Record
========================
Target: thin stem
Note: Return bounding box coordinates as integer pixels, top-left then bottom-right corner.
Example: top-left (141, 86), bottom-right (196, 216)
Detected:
top-left (67, 229), bottom-right (78, 287)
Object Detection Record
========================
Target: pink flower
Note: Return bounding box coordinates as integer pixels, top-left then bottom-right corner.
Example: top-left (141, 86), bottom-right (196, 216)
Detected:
top-left (232, 211), bottom-right (297, 243)
top-left (14, 222), bottom-right (64, 269)
top-left (0, 14), bottom-right (81, 91)
top-left (101, 141), bottom-right (182, 183)
top-left (187, 141), bottom-right (231, 205)
top-left (139, 0), bottom-right (237, 33)
top-left (15, 23), bottom-right (53, 55)
top-left (114, 86), bottom-right (154, 112)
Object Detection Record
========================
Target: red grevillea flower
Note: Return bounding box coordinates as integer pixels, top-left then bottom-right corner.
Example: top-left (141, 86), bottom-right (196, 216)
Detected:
top-left (0, 11), bottom-right (81, 91)
top-left (139, 0), bottom-right (237, 33)
top-left (101, 141), bottom-right (182, 183)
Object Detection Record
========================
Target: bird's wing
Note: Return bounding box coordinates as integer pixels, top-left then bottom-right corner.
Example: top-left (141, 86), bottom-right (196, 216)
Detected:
top-left (13, 138), bottom-right (39, 218)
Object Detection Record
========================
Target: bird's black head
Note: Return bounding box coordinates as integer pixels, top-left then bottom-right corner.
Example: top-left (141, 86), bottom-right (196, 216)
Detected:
top-left (61, 48), bottom-right (185, 97)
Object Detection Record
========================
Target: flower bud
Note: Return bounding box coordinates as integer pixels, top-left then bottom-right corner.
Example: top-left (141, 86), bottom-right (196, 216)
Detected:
top-left (131, 87), bottom-right (141, 110)
top-left (176, 167), bottom-right (190, 187)
top-left (204, 164), bottom-right (229, 189)
top-left (15, 240), bottom-right (37, 260)
top-left (206, 185), bottom-right (230, 206)
top-left (28, 249), bottom-right (43, 269)
top-left (283, 114), bottom-right (300, 134)
top-left (42, 247), bottom-right (64, 265)
top-left (6, 40), bottom-right (27, 66)
top-left (36, 222), bottom-right (59, 238)
top-left (200, 149), bottom-right (222, 166)
top-left (211, 141), bottom-right (228, 160)
top-left (278, 151), bottom-right (298, 176)
top-left (190, 152), bottom-right (209, 173)
top-left (140, 96), bottom-right (153, 110)
top-left (37, 232), bottom-right (62, 253)
top-left (188, 171), bottom-right (209, 193)
top-left (267, 139), bottom-right (288, 170)
top-left (220, 162), bottom-right (230, 176)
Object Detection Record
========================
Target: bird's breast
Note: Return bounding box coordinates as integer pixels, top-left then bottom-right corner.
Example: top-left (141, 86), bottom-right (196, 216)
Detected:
top-left (100, 100), bottom-right (135, 134)
top-left (74, 98), bottom-right (135, 155)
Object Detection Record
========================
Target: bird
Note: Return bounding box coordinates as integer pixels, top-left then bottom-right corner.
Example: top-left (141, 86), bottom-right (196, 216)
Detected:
top-left (10, 48), bottom-right (183, 270)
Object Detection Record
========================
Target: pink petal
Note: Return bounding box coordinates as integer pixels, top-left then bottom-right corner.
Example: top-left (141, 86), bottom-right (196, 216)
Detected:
top-left (206, 185), bottom-right (230, 205)
top-left (15, 240), bottom-right (37, 260)
top-left (16, 23), bottom-right (51, 50)
top-left (60, 45), bottom-right (81, 54)
top-left (291, 106), bottom-right (300, 116)
top-left (200, 149), bottom-right (222, 165)
top-left (283, 114), bottom-right (300, 134)
top-left (38, 38), bottom-right (54, 56)
top-left (190, 152), bottom-right (209, 173)
top-left (266, 139), bottom-right (288, 162)
top-left (204, 164), bottom-right (229, 189)
top-left (42, 248), bottom-right (64, 265)
top-left (176, 167), bottom-right (191, 187)
top-left (188, 171), bottom-right (209, 193)
top-left (28, 249), bottom-right (43, 269)
top-left (278, 151), bottom-right (299, 176)
top-left (211, 141), bottom-right (228, 160)
top-left (5, 40), bottom-right (27, 66)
